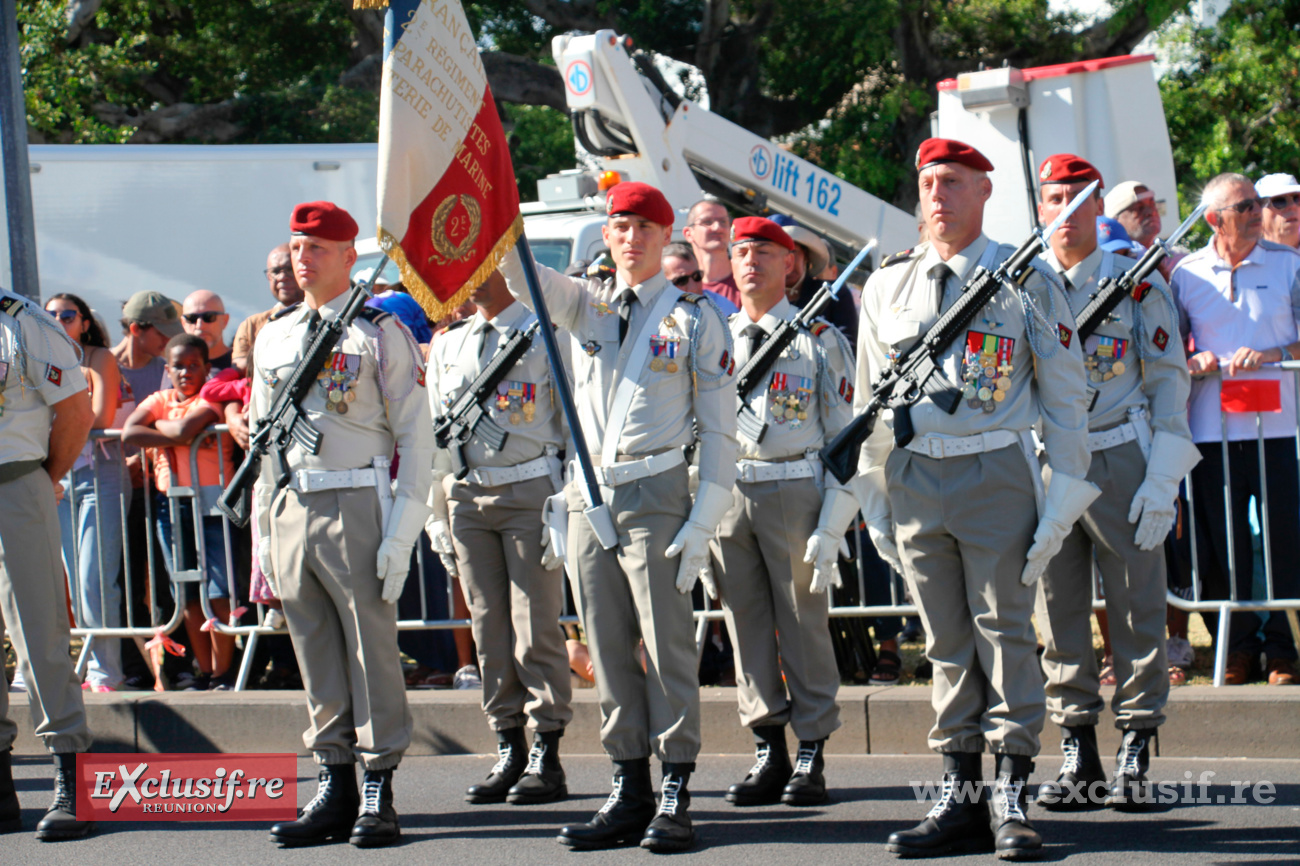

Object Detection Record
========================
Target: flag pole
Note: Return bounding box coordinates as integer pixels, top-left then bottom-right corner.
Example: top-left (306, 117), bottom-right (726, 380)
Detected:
top-left (515, 235), bottom-right (619, 550)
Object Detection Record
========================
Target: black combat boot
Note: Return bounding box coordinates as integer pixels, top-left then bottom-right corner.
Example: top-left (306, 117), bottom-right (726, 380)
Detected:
top-left (1104, 728), bottom-right (1156, 811)
top-left (557, 758), bottom-right (656, 850)
top-left (640, 762), bottom-right (695, 853)
top-left (35, 753), bottom-right (94, 841)
top-left (886, 752), bottom-right (993, 858)
top-left (0, 749), bottom-right (21, 833)
top-left (726, 725), bottom-right (792, 806)
top-left (1036, 724), bottom-right (1106, 810)
top-left (507, 729), bottom-right (567, 805)
top-left (465, 726), bottom-right (527, 804)
top-left (989, 753), bottom-right (1042, 861)
top-left (269, 763), bottom-right (359, 847)
top-left (349, 768), bottom-right (399, 848)
top-left (782, 738), bottom-right (829, 806)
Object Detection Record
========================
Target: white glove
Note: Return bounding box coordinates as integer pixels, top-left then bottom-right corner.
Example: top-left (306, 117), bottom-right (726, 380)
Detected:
top-left (1021, 472), bottom-right (1101, 586)
top-left (541, 491), bottom-right (568, 570)
top-left (378, 497), bottom-right (432, 604)
top-left (850, 468), bottom-right (904, 575)
top-left (424, 516), bottom-right (459, 578)
top-left (1128, 431), bottom-right (1201, 551)
top-left (256, 535), bottom-right (274, 583)
top-left (540, 523), bottom-right (563, 570)
top-left (805, 488), bottom-right (860, 594)
top-left (665, 480), bottom-right (733, 599)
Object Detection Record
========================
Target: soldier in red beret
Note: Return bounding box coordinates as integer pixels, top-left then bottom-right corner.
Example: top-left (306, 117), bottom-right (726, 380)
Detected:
top-left (1031, 154), bottom-right (1196, 814)
top-left (255, 201), bottom-right (434, 848)
top-left (852, 139), bottom-right (1096, 859)
top-left (710, 217), bottom-right (857, 809)
top-left (499, 179), bottom-right (738, 852)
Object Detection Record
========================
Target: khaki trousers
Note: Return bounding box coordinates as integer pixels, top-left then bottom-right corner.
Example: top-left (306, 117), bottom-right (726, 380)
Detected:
top-left (449, 474), bottom-right (572, 733)
top-left (711, 476), bottom-right (841, 742)
top-left (888, 445), bottom-right (1043, 756)
top-left (270, 486), bottom-right (411, 770)
top-left (1038, 440), bottom-right (1169, 730)
top-left (0, 468), bottom-right (92, 754)
top-left (565, 462), bottom-right (699, 763)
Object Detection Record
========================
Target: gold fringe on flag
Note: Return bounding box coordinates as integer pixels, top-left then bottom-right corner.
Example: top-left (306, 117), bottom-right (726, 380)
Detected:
top-left (380, 213), bottom-right (525, 322)
top-left (352, 0), bottom-right (389, 9)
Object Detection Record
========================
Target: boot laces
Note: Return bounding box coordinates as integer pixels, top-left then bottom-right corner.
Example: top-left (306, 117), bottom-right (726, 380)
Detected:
top-left (657, 777), bottom-right (682, 816)
top-left (302, 772), bottom-right (333, 813)
top-left (1118, 736), bottom-right (1144, 777)
top-left (523, 742), bottom-right (546, 776)
top-left (596, 776), bottom-right (624, 815)
top-left (746, 743), bottom-right (772, 777)
top-left (51, 767), bottom-right (75, 813)
top-left (995, 777), bottom-right (1027, 824)
top-left (360, 776), bottom-right (384, 816)
top-left (1059, 736), bottom-right (1081, 775)
top-left (925, 775), bottom-right (958, 819)
top-left (793, 745), bottom-right (818, 776)
top-left (489, 741), bottom-right (513, 776)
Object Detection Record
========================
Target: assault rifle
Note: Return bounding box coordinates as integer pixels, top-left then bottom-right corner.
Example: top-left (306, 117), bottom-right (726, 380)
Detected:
top-left (736, 240), bottom-right (875, 443)
top-left (820, 181), bottom-right (1099, 485)
top-left (218, 258), bottom-right (389, 527)
top-left (1076, 202), bottom-right (1207, 341)
top-left (433, 320), bottom-right (542, 478)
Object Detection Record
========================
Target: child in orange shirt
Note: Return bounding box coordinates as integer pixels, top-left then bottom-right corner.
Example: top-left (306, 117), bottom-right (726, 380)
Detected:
top-left (123, 334), bottom-right (237, 690)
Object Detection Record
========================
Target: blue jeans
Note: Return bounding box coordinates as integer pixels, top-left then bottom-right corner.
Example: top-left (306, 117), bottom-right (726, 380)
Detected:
top-left (58, 460), bottom-right (126, 689)
top-left (155, 494), bottom-right (232, 602)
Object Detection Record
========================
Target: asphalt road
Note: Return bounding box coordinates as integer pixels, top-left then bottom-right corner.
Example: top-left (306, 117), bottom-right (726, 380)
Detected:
top-left (6, 754), bottom-right (1298, 864)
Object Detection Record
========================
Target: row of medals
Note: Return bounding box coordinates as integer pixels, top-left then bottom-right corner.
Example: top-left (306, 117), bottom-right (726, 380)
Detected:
top-left (964, 354), bottom-right (1013, 414)
top-left (650, 319), bottom-right (681, 373)
top-left (496, 391), bottom-right (536, 425)
top-left (1086, 355), bottom-right (1126, 382)
top-left (772, 393), bottom-right (809, 423)
top-left (317, 365), bottom-right (357, 414)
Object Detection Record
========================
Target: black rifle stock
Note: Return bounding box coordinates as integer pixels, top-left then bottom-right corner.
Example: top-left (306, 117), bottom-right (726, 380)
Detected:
top-left (820, 234), bottom-right (1047, 485)
top-left (217, 260), bottom-right (387, 527)
top-left (432, 320), bottom-right (541, 479)
top-left (735, 242), bottom-right (874, 443)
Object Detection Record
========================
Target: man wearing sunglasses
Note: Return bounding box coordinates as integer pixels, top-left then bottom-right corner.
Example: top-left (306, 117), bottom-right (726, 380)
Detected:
top-left (662, 243), bottom-right (739, 316)
top-left (1257, 173), bottom-right (1300, 249)
top-left (180, 290), bottom-right (233, 372)
top-left (1171, 171), bottom-right (1300, 687)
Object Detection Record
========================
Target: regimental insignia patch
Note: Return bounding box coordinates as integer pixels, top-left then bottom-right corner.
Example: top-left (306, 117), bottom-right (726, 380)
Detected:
top-left (1153, 327), bottom-right (1169, 351)
top-left (838, 377), bottom-right (854, 403)
top-left (415, 366), bottom-right (426, 387)
top-left (1132, 281), bottom-right (1152, 302)
top-left (46, 365), bottom-right (62, 386)
top-left (1057, 324), bottom-right (1073, 349)
top-left (719, 350), bottom-right (730, 373)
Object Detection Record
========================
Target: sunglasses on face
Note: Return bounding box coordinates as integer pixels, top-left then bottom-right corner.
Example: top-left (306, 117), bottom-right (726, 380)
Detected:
top-left (264, 266), bottom-right (293, 278)
top-left (1218, 197), bottom-right (1263, 215)
top-left (669, 270), bottom-right (704, 288)
top-left (1265, 194), bottom-right (1300, 210)
top-left (183, 311), bottom-right (223, 324)
top-left (46, 309), bottom-right (79, 323)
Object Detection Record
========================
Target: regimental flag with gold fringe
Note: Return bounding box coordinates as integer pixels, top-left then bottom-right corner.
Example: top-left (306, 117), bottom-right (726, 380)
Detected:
top-left (357, 0), bottom-right (522, 319)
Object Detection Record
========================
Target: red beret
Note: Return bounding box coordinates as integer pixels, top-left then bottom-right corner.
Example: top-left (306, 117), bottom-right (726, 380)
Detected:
top-left (1038, 153), bottom-right (1103, 186)
top-left (730, 216), bottom-right (795, 251)
top-left (915, 138), bottom-right (994, 173)
top-left (605, 181), bottom-right (674, 227)
top-left (290, 201), bottom-right (359, 242)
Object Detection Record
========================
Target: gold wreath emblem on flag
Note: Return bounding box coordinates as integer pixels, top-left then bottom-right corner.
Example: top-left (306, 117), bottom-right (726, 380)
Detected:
top-left (429, 194), bottom-right (482, 265)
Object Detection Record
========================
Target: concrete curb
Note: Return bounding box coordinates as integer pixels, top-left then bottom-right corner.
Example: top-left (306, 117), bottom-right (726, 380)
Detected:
top-left (7, 685), bottom-right (1296, 758)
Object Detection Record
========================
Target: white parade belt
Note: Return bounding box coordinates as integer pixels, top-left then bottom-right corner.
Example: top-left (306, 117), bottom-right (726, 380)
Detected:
top-left (465, 455), bottom-right (554, 488)
top-left (289, 466), bottom-right (380, 493)
top-left (903, 429), bottom-right (1020, 459)
top-left (736, 457), bottom-right (818, 483)
top-left (598, 448), bottom-right (686, 487)
top-left (1086, 421), bottom-right (1139, 453)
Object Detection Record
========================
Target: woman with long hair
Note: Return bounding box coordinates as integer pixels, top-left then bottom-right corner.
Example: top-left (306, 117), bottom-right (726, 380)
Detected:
top-left (45, 292), bottom-right (132, 692)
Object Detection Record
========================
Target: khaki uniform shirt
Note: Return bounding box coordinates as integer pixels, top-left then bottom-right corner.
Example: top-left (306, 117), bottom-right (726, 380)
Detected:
top-left (428, 301), bottom-right (565, 470)
top-left (1042, 247), bottom-right (1191, 439)
top-left (232, 306), bottom-right (281, 371)
top-left (0, 291), bottom-right (88, 463)
top-left (732, 298), bottom-right (854, 468)
top-left (500, 248), bottom-right (738, 487)
top-left (249, 298), bottom-right (433, 523)
top-left (856, 234), bottom-right (1090, 479)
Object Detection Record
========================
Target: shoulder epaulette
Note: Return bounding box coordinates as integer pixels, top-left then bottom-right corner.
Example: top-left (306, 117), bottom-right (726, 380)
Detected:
top-left (810, 321), bottom-right (830, 336)
top-left (0, 294), bottom-right (31, 317)
top-left (678, 292), bottom-right (702, 304)
top-left (357, 307), bottom-right (392, 325)
top-left (444, 317), bottom-right (470, 331)
top-left (881, 248), bottom-right (916, 268)
top-left (269, 302), bottom-right (301, 321)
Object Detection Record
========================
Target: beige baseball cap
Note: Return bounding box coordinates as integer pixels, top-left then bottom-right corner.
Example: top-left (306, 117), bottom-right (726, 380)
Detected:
top-left (1104, 180), bottom-right (1156, 219)
top-left (122, 290), bottom-right (183, 337)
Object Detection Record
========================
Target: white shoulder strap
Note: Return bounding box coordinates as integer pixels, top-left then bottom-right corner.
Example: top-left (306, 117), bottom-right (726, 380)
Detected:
top-left (601, 287), bottom-right (682, 467)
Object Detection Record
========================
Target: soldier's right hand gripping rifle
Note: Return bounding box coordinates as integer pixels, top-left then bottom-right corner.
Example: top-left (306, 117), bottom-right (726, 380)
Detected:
top-left (431, 320), bottom-right (542, 478)
top-left (218, 258), bottom-right (390, 528)
top-left (820, 181), bottom-right (1099, 485)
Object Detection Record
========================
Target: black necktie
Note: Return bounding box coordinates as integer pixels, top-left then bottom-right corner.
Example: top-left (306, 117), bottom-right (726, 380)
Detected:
top-left (1061, 273), bottom-right (1075, 293)
top-left (743, 323), bottom-right (766, 362)
top-left (476, 324), bottom-right (497, 367)
top-left (617, 288), bottom-right (636, 345)
top-left (301, 308), bottom-right (323, 354)
top-left (927, 263), bottom-right (952, 313)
